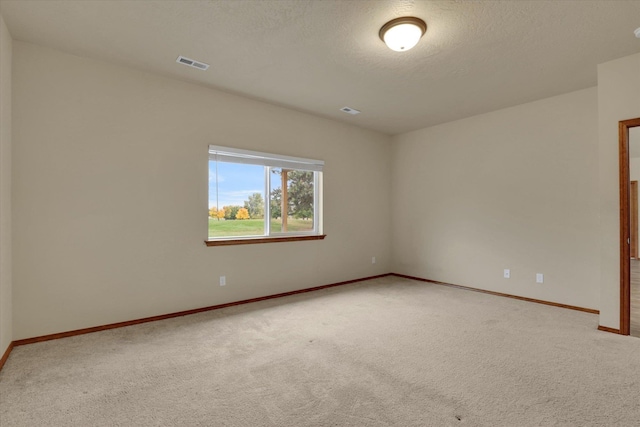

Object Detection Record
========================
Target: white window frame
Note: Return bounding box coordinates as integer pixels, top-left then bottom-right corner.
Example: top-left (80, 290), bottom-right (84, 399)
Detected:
top-left (207, 145), bottom-right (324, 244)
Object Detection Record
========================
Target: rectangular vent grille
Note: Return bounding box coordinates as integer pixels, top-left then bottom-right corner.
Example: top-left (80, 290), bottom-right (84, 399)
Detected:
top-left (340, 106), bottom-right (361, 115)
top-left (176, 56), bottom-right (210, 71)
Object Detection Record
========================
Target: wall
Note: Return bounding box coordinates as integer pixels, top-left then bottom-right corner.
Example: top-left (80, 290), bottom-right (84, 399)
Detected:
top-left (629, 157), bottom-right (640, 183)
top-left (391, 87), bottom-right (600, 310)
top-left (12, 42), bottom-right (391, 340)
top-left (630, 157), bottom-right (640, 250)
top-left (629, 139), bottom-right (640, 250)
top-left (597, 53), bottom-right (640, 329)
top-left (0, 14), bottom-right (13, 355)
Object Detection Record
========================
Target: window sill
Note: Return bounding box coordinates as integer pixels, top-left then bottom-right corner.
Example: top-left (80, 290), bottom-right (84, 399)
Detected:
top-left (205, 234), bottom-right (326, 247)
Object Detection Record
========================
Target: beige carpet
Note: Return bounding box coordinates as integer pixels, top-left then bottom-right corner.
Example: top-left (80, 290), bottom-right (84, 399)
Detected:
top-left (1, 276), bottom-right (639, 426)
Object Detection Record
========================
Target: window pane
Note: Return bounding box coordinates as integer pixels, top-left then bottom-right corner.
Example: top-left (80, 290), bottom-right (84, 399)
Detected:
top-left (209, 161), bottom-right (265, 238)
top-left (269, 168), bottom-right (314, 233)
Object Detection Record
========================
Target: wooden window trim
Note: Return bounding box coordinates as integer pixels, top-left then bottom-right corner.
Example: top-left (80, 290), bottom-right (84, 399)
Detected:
top-left (205, 234), bottom-right (326, 247)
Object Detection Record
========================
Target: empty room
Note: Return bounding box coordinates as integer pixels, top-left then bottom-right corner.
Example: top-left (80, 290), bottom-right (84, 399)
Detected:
top-left (1, 1), bottom-right (640, 426)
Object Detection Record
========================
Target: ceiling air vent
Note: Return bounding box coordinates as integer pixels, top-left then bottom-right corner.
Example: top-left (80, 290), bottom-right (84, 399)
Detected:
top-left (340, 106), bottom-right (361, 115)
top-left (176, 56), bottom-right (210, 71)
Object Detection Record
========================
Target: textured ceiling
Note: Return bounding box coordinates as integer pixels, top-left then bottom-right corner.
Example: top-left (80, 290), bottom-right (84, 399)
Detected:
top-left (1, 0), bottom-right (640, 135)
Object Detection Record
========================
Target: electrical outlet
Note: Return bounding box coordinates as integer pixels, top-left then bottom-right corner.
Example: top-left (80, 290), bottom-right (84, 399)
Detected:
top-left (536, 273), bottom-right (544, 284)
top-left (503, 269), bottom-right (510, 279)
top-left (372, 257), bottom-right (376, 264)
top-left (219, 276), bottom-right (226, 286)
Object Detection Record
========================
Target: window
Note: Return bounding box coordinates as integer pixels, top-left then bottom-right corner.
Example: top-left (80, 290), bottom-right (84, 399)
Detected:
top-left (207, 145), bottom-right (324, 245)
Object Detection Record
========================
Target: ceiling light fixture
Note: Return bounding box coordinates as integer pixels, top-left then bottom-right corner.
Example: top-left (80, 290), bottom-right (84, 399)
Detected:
top-left (379, 17), bottom-right (427, 52)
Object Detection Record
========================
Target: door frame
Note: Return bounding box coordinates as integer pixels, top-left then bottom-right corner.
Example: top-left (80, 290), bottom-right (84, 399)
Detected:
top-left (619, 117), bottom-right (640, 336)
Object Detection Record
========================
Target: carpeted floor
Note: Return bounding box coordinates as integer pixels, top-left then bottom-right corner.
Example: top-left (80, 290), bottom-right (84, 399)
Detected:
top-left (1, 276), bottom-right (639, 426)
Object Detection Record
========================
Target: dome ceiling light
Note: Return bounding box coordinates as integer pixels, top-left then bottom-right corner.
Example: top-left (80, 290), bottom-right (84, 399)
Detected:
top-left (379, 17), bottom-right (427, 52)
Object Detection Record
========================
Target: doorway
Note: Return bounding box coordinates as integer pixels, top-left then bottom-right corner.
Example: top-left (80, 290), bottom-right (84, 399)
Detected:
top-left (619, 118), bottom-right (640, 336)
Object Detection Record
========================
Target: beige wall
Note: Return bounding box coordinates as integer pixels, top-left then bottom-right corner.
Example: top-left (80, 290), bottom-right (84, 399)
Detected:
top-left (391, 87), bottom-right (600, 310)
top-left (0, 14), bottom-right (13, 355)
top-left (597, 53), bottom-right (640, 329)
top-left (12, 42), bottom-right (391, 340)
top-left (8, 38), bottom-right (639, 341)
top-left (629, 155), bottom-right (640, 250)
top-left (629, 157), bottom-right (640, 183)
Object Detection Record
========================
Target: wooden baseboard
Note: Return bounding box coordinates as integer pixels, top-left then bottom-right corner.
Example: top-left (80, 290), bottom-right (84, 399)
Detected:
top-left (392, 273), bottom-right (600, 314)
top-left (12, 273), bottom-right (392, 347)
top-left (2, 272), bottom-right (615, 374)
top-left (597, 325), bottom-right (621, 334)
top-left (0, 342), bottom-right (14, 372)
